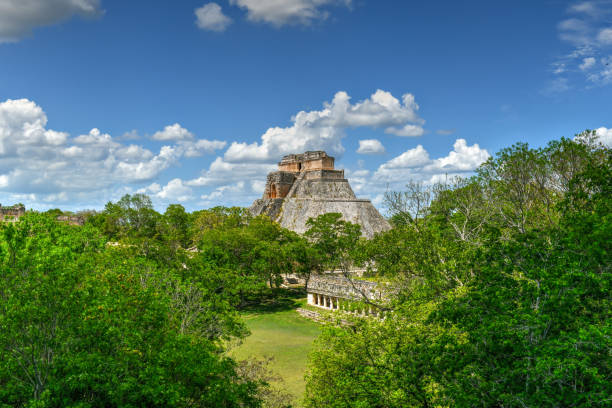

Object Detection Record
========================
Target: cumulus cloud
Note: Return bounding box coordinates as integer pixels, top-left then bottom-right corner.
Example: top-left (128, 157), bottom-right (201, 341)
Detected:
top-left (152, 123), bottom-right (194, 141)
top-left (374, 139), bottom-right (489, 183)
top-left (380, 145), bottom-right (430, 169)
top-left (155, 178), bottom-right (193, 202)
top-left (595, 126), bottom-right (612, 146)
top-left (357, 139), bottom-right (385, 155)
top-left (345, 139), bottom-right (490, 202)
top-left (224, 90), bottom-right (424, 163)
top-left (201, 181), bottom-right (245, 201)
top-left (195, 2), bottom-right (232, 32)
top-left (187, 157), bottom-right (276, 187)
top-left (197, 180), bottom-right (272, 208)
top-left (180, 139), bottom-right (227, 157)
top-left (229, 0), bottom-right (351, 27)
top-left (0, 0), bottom-right (102, 43)
top-left (0, 98), bottom-right (221, 208)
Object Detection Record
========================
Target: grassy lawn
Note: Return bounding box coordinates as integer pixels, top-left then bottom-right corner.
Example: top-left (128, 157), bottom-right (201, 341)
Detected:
top-left (228, 290), bottom-right (321, 406)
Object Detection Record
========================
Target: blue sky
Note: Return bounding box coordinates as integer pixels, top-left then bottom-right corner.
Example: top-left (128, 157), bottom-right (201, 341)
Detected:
top-left (0, 0), bottom-right (610, 212)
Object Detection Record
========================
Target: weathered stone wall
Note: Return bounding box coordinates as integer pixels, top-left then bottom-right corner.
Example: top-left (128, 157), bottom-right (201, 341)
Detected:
top-left (0, 204), bottom-right (25, 222)
top-left (263, 171), bottom-right (296, 199)
top-left (287, 177), bottom-right (356, 200)
top-left (303, 169), bottom-right (344, 180)
top-left (56, 215), bottom-right (85, 226)
top-left (278, 198), bottom-right (389, 238)
top-left (250, 198), bottom-right (284, 220)
top-left (278, 151), bottom-right (334, 172)
top-left (307, 274), bottom-right (384, 302)
top-left (302, 156), bottom-right (334, 171)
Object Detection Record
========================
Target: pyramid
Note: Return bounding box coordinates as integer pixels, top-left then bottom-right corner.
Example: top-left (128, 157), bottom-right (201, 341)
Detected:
top-left (249, 151), bottom-right (390, 238)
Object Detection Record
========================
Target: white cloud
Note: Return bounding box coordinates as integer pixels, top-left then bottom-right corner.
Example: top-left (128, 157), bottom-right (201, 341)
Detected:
top-left (137, 183), bottom-right (162, 195)
top-left (551, 1), bottom-right (612, 90)
top-left (198, 180), bottom-right (266, 208)
top-left (344, 139), bottom-right (490, 206)
top-left (180, 139), bottom-right (227, 157)
top-left (374, 139), bottom-right (489, 184)
top-left (595, 126), bottom-right (612, 146)
top-left (569, 1), bottom-right (600, 16)
top-left (187, 157), bottom-right (276, 187)
top-left (426, 139), bottom-right (490, 172)
top-left (201, 181), bottom-right (245, 201)
top-left (579, 56), bottom-right (596, 70)
top-left (229, 0), bottom-right (351, 27)
top-left (386, 124), bottom-right (425, 137)
top-left (195, 3), bottom-right (232, 32)
top-left (224, 90), bottom-right (425, 163)
top-left (152, 123), bottom-right (194, 141)
top-left (155, 178), bottom-right (193, 202)
top-left (380, 145), bottom-right (430, 169)
top-left (587, 56), bottom-right (612, 84)
top-left (598, 27), bottom-right (612, 44)
top-left (357, 139), bottom-right (385, 155)
top-left (0, 0), bottom-right (102, 43)
top-left (0, 98), bottom-right (221, 208)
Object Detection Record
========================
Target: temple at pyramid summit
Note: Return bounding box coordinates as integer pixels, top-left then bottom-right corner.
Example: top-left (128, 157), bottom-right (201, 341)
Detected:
top-left (249, 151), bottom-right (391, 238)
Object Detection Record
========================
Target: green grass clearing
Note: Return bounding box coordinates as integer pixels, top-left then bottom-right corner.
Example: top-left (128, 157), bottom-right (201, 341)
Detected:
top-left (229, 294), bottom-right (320, 406)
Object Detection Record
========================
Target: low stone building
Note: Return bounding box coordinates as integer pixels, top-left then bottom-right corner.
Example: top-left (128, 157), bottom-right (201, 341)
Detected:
top-left (306, 274), bottom-right (386, 314)
top-left (250, 151), bottom-right (390, 238)
top-left (0, 204), bottom-right (25, 222)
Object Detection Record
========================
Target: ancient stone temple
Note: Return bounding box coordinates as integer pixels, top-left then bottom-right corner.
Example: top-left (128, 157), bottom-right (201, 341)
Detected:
top-left (249, 151), bottom-right (390, 238)
top-left (0, 204), bottom-right (25, 222)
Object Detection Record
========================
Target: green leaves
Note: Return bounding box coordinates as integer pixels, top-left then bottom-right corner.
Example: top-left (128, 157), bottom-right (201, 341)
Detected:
top-left (305, 213), bottom-right (362, 273)
top-left (305, 134), bottom-right (612, 407)
top-left (0, 212), bottom-right (262, 407)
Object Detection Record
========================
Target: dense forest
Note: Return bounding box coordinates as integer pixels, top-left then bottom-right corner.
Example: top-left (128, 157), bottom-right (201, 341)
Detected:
top-left (0, 131), bottom-right (610, 407)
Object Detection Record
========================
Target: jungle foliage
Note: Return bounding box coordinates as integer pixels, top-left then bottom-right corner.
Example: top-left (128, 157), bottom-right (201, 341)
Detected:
top-left (0, 200), bottom-right (325, 406)
top-left (304, 131), bottom-right (611, 407)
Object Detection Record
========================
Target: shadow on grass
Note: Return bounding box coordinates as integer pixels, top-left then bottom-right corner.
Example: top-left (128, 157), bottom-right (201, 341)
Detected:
top-left (239, 287), bottom-right (306, 314)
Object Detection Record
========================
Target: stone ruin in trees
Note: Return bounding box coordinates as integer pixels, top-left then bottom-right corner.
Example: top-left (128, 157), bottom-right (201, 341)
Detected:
top-left (250, 151), bottom-right (390, 315)
top-left (0, 204), bottom-right (25, 222)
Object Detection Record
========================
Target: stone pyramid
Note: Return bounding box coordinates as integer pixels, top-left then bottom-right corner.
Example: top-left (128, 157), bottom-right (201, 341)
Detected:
top-left (249, 151), bottom-right (390, 238)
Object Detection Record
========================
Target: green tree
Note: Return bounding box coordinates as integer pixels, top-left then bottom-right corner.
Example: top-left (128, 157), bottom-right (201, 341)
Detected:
top-left (305, 134), bottom-right (611, 407)
top-left (0, 213), bottom-right (262, 407)
top-left (160, 203), bottom-right (191, 250)
top-left (304, 213), bottom-right (361, 274)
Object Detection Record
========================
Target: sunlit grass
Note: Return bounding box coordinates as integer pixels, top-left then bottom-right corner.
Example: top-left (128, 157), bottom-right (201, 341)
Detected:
top-left (229, 296), bottom-right (320, 406)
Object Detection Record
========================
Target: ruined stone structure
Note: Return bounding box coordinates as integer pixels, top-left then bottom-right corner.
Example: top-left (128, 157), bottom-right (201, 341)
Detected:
top-left (0, 204), bottom-right (25, 222)
top-left (306, 274), bottom-right (385, 314)
top-left (56, 215), bottom-right (85, 226)
top-left (250, 151), bottom-right (390, 238)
